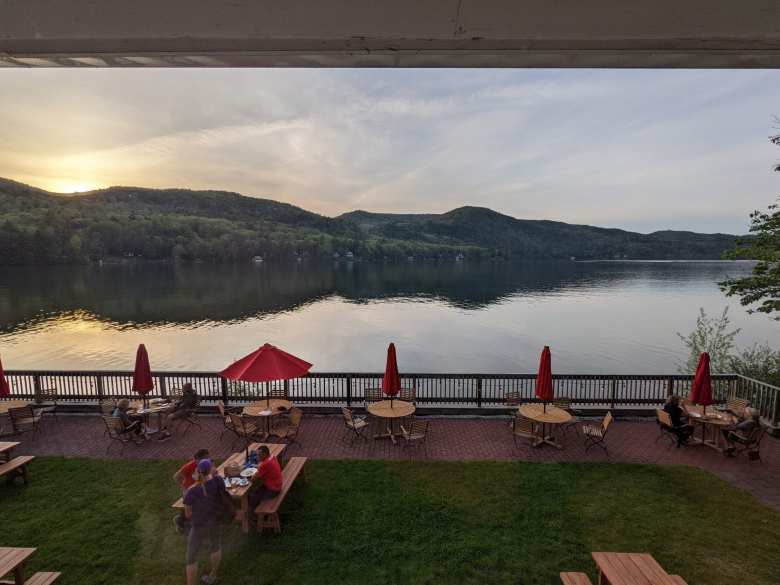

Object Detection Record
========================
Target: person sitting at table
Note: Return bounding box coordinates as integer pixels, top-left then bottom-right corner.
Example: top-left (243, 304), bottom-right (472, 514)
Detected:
top-left (173, 448), bottom-right (210, 534)
top-left (112, 399), bottom-right (145, 444)
top-left (158, 383), bottom-right (198, 440)
top-left (183, 459), bottom-right (224, 585)
top-left (663, 395), bottom-right (693, 447)
top-left (722, 407), bottom-right (761, 456)
top-left (248, 445), bottom-right (282, 512)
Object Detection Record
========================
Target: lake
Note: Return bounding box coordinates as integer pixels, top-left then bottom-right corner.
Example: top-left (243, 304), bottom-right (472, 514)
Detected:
top-left (0, 260), bottom-right (777, 374)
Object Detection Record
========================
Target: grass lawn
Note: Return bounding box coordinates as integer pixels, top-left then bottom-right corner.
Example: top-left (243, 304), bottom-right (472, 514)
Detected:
top-left (1, 458), bottom-right (778, 585)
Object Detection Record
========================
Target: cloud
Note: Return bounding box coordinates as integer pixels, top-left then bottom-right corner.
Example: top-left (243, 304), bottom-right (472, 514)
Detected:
top-left (0, 68), bottom-right (778, 233)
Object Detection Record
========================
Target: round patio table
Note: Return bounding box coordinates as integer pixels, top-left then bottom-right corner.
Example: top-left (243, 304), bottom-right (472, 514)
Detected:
top-left (0, 400), bottom-right (29, 414)
top-left (367, 399), bottom-right (415, 444)
top-left (518, 403), bottom-right (572, 449)
top-left (687, 410), bottom-right (734, 452)
top-left (244, 400), bottom-right (293, 437)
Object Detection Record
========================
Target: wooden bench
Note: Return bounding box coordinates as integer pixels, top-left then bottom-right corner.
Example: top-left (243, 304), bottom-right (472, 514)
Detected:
top-left (23, 572), bottom-right (61, 585)
top-left (559, 572), bottom-right (593, 585)
top-left (668, 576), bottom-right (689, 585)
top-left (0, 455), bottom-right (34, 484)
top-left (255, 456), bottom-right (307, 534)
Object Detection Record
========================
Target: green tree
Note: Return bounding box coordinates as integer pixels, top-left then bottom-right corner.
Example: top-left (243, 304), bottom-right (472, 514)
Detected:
top-left (720, 125), bottom-right (780, 317)
top-left (677, 307), bottom-right (740, 373)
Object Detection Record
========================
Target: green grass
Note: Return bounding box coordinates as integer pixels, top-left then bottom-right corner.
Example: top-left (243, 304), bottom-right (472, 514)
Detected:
top-left (1, 458), bottom-right (778, 585)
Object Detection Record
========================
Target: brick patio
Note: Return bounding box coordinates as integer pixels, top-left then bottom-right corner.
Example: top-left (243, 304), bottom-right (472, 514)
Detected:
top-left (11, 413), bottom-right (780, 512)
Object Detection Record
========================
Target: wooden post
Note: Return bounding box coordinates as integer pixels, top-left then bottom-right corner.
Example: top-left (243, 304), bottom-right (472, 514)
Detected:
top-left (609, 379), bottom-right (616, 410)
top-left (159, 376), bottom-right (167, 399)
top-left (221, 377), bottom-right (229, 406)
top-left (95, 374), bottom-right (105, 401)
top-left (346, 375), bottom-right (352, 408)
top-left (32, 374), bottom-right (42, 402)
top-left (476, 377), bottom-right (483, 408)
top-left (666, 377), bottom-right (675, 398)
top-left (283, 379), bottom-right (290, 400)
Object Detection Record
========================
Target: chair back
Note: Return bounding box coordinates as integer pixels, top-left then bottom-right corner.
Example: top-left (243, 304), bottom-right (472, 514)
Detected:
top-left (400, 387), bottom-right (416, 402)
top-left (727, 397), bottom-right (749, 416)
top-left (289, 407), bottom-right (303, 427)
top-left (602, 411), bottom-right (614, 433)
top-left (100, 399), bottom-right (117, 416)
top-left (102, 415), bottom-right (124, 438)
top-left (514, 414), bottom-right (535, 435)
top-left (364, 388), bottom-right (383, 403)
top-left (553, 397), bottom-right (572, 411)
top-left (8, 406), bottom-right (34, 422)
top-left (656, 409), bottom-right (673, 428)
top-left (406, 419), bottom-right (428, 439)
top-left (504, 391), bottom-right (521, 406)
top-left (217, 401), bottom-right (227, 417)
top-left (268, 387), bottom-right (289, 399)
top-left (341, 407), bottom-right (354, 424)
top-left (38, 387), bottom-right (58, 402)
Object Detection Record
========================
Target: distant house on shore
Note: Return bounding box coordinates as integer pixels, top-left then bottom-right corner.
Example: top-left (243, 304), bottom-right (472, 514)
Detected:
top-left (455, 252), bottom-right (465, 262)
top-left (345, 251), bottom-right (355, 260)
top-left (251, 255), bottom-right (264, 263)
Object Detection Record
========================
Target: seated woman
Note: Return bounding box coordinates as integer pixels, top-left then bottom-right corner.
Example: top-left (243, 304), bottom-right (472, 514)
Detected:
top-left (722, 408), bottom-right (761, 456)
top-left (663, 395), bottom-right (694, 447)
top-left (112, 399), bottom-right (145, 444)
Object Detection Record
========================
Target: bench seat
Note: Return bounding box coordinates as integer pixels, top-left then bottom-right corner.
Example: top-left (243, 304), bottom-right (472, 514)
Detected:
top-left (560, 572), bottom-right (594, 585)
top-left (0, 455), bottom-right (34, 484)
top-left (172, 497), bottom-right (184, 509)
top-left (24, 572), bottom-right (62, 585)
top-left (255, 456), bottom-right (307, 534)
top-left (669, 576), bottom-right (689, 585)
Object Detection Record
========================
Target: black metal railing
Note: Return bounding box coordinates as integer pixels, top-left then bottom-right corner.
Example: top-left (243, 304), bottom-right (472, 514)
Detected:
top-left (2, 370), bottom-right (778, 427)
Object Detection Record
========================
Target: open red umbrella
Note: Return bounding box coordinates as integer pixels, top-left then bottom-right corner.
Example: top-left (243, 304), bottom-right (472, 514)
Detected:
top-left (535, 346), bottom-right (554, 411)
top-left (690, 352), bottom-right (713, 416)
top-left (132, 344), bottom-right (154, 402)
top-left (220, 343), bottom-right (312, 406)
top-left (382, 343), bottom-right (402, 405)
top-left (0, 356), bottom-right (10, 398)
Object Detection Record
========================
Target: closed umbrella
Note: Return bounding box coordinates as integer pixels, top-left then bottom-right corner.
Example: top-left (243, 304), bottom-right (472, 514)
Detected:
top-left (382, 343), bottom-right (402, 406)
top-left (219, 343), bottom-right (312, 406)
top-left (0, 356), bottom-right (10, 397)
top-left (690, 352), bottom-right (713, 416)
top-left (535, 346), bottom-right (554, 412)
top-left (132, 344), bottom-right (154, 405)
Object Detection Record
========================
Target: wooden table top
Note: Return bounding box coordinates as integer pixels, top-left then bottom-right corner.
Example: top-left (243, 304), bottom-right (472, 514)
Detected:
top-left (243, 400), bottom-right (292, 416)
top-left (592, 551), bottom-right (677, 585)
top-left (0, 400), bottom-right (29, 414)
top-left (0, 442), bottom-right (20, 453)
top-left (687, 411), bottom-right (734, 427)
top-left (218, 442), bottom-right (286, 498)
top-left (129, 401), bottom-right (174, 415)
top-left (367, 400), bottom-right (416, 419)
top-left (0, 547), bottom-right (36, 579)
top-left (519, 403), bottom-right (572, 424)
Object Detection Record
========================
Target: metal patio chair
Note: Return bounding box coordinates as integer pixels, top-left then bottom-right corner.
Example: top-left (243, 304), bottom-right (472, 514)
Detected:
top-left (582, 411), bottom-right (613, 454)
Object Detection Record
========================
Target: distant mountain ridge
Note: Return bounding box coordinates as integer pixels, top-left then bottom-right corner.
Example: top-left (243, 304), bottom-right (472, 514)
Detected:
top-left (0, 177), bottom-right (742, 265)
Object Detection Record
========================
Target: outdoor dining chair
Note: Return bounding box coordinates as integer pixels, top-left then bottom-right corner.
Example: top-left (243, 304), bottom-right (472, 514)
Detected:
top-left (341, 407), bottom-right (368, 445)
top-left (654, 409), bottom-right (678, 446)
top-left (582, 411), bottom-right (613, 454)
top-left (274, 407), bottom-right (303, 449)
top-left (177, 394), bottom-right (202, 436)
top-left (553, 396), bottom-right (581, 436)
top-left (726, 397), bottom-right (749, 417)
top-left (101, 415), bottom-right (140, 454)
top-left (727, 424), bottom-right (767, 461)
top-left (400, 386), bottom-right (417, 404)
top-left (227, 412), bottom-right (265, 450)
top-left (400, 418), bottom-right (429, 457)
top-left (8, 406), bottom-right (43, 440)
top-left (363, 388), bottom-right (383, 407)
top-left (512, 413), bottom-right (537, 447)
top-left (217, 400), bottom-right (242, 441)
top-left (267, 386), bottom-right (290, 400)
top-left (35, 387), bottom-right (59, 421)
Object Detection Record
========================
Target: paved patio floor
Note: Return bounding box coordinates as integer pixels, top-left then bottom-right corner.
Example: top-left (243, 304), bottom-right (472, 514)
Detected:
top-left (10, 413), bottom-right (780, 512)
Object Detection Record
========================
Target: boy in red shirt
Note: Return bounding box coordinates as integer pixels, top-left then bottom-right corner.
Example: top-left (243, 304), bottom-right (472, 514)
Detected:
top-left (249, 446), bottom-right (282, 511)
top-left (173, 448), bottom-right (210, 533)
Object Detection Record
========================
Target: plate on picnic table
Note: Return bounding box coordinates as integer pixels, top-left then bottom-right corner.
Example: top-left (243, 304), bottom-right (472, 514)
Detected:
top-left (240, 467), bottom-right (257, 478)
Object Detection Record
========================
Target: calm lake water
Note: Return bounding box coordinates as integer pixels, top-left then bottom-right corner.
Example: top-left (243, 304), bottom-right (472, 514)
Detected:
top-left (0, 261), bottom-right (777, 374)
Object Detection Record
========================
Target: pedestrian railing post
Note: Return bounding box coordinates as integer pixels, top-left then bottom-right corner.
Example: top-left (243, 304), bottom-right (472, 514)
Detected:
top-left (609, 379), bottom-right (616, 410)
top-left (95, 374), bottom-right (105, 401)
top-left (666, 377), bottom-right (674, 398)
top-left (476, 377), bottom-right (482, 408)
top-left (32, 374), bottom-right (42, 402)
top-left (221, 377), bottom-right (229, 406)
top-left (159, 375), bottom-right (167, 399)
top-left (346, 375), bottom-right (352, 408)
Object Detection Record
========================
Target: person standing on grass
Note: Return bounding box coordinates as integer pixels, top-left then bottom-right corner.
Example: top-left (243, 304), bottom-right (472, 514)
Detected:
top-left (248, 445), bottom-right (282, 512)
top-left (183, 459), bottom-right (224, 585)
top-left (173, 448), bottom-right (210, 533)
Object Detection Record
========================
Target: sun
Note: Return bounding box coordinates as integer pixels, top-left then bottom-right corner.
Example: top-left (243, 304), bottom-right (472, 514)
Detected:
top-left (57, 182), bottom-right (100, 193)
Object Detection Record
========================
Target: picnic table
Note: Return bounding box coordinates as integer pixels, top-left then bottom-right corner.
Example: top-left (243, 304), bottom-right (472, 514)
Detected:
top-left (244, 400), bottom-right (293, 437)
top-left (687, 409), bottom-right (735, 452)
top-left (518, 403), bottom-right (572, 449)
top-left (367, 399), bottom-right (415, 444)
top-left (0, 547), bottom-right (36, 585)
top-left (173, 442), bottom-right (286, 533)
top-left (0, 441), bottom-right (20, 463)
top-left (592, 551), bottom-right (679, 585)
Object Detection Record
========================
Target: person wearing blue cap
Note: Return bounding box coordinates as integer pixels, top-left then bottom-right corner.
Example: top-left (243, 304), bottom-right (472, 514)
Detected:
top-left (183, 458), bottom-right (225, 585)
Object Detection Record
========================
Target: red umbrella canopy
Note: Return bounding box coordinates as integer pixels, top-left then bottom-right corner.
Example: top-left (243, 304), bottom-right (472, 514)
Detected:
top-left (219, 343), bottom-right (312, 383)
top-left (690, 352), bottom-right (713, 407)
top-left (382, 343), bottom-right (401, 398)
top-left (132, 344), bottom-right (154, 396)
top-left (0, 356), bottom-right (10, 397)
top-left (535, 346), bottom-right (554, 402)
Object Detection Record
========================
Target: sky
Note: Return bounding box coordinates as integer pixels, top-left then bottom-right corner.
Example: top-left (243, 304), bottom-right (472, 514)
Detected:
top-left (0, 68), bottom-right (778, 234)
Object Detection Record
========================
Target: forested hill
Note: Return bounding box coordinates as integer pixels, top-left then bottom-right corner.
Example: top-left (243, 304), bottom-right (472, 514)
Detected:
top-left (0, 177), bottom-right (740, 265)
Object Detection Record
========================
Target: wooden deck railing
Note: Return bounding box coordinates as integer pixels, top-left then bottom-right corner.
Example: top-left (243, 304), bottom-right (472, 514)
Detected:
top-left (2, 370), bottom-right (779, 427)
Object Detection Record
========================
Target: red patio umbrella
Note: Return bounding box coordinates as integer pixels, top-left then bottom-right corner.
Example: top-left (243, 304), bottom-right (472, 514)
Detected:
top-left (219, 343), bottom-right (312, 406)
top-left (382, 343), bottom-right (402, 405)
top-left (535, 346), bottom-right (554, 411)
top-left (132, 344), bottom-right (154, 403)
top-left (0, 356), bottom-right (10, 398)
top-left (690, 352), bottom-right (713, 416)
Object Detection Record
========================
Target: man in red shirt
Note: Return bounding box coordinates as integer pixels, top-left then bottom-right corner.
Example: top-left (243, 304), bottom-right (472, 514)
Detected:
top-left (249, 446), bottom-right (282, 511)
top-left (173, 448), bottom-right (210, 533)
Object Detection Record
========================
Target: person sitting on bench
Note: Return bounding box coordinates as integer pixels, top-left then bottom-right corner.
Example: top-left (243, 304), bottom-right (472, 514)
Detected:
top-left (248, 446), bottom-right (282, 511)
top-left (722, 408), bottom-right (760, 456)
top-left (663, 395), bottom-right (693, 447)
top-left (113, 399), bottom-right (145, 444)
